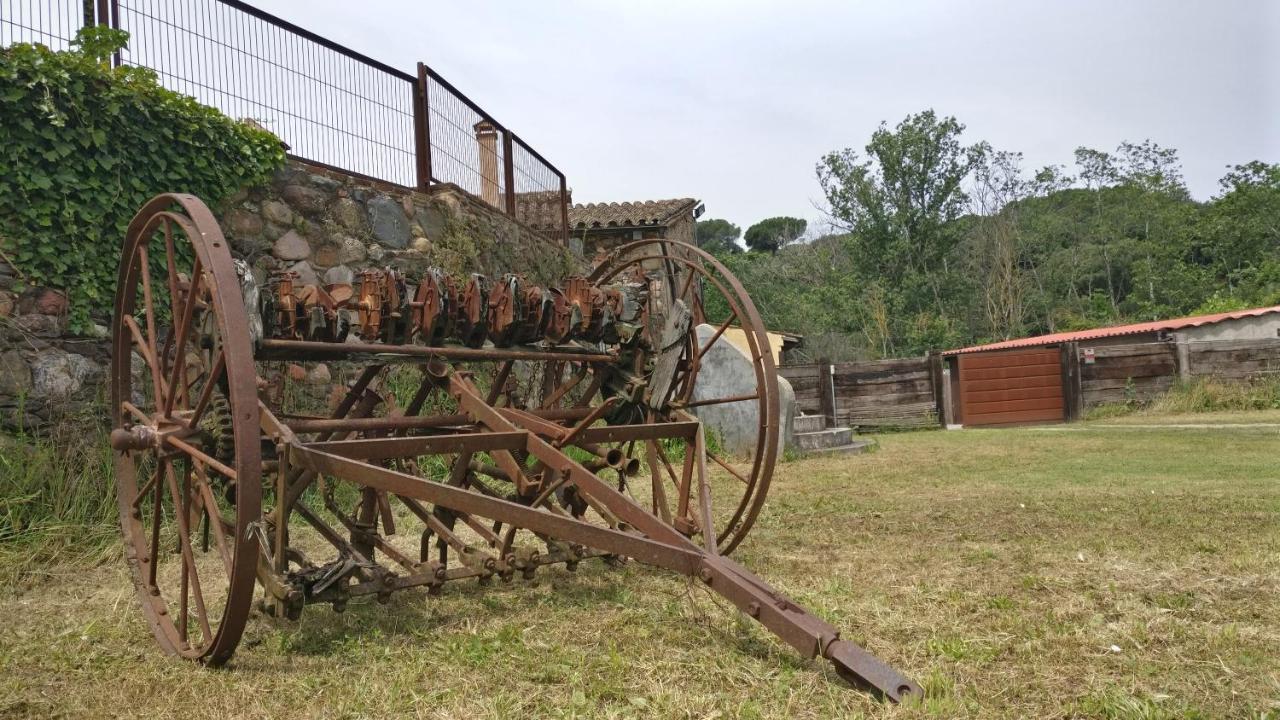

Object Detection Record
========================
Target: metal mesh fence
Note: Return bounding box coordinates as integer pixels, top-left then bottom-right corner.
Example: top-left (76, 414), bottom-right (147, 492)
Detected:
top-left (115, 0), bottom-right (418, 186)
top-left (0, 0), bottom-right (85, 51)
top-left (2, 0), bottom-right (569, 242)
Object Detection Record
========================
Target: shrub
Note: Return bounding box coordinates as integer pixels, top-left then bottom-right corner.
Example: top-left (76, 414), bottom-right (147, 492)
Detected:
top-left (0, 27), bottom-right (285, 331)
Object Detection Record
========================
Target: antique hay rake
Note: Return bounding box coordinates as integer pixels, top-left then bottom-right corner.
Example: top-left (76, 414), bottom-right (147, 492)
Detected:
top-left (107, 193), bottom-right (919, 701)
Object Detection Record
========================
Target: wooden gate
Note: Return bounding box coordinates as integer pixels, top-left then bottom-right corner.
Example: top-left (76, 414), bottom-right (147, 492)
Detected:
top-left (956, 348), bottom-right (1064, 426)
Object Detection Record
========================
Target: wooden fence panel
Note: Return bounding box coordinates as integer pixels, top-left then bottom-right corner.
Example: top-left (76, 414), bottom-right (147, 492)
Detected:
top-left (1078, 342), bottom-right (1177, 406)
top-left (779, 357), bottom-right (938, 429)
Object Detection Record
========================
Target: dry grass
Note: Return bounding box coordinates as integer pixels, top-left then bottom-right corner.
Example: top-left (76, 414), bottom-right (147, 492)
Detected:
top-left (1, 416), bottom-right (1278, 719)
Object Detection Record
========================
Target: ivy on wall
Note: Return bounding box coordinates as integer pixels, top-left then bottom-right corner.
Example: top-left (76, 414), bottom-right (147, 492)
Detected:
top-left (0, 28), bottom-right (285, 331)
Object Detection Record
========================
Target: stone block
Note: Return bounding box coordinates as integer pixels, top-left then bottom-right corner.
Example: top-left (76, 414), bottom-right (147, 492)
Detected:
top-left (367, 195), bottom-right (410, 248)
top-left (333, 198), bottom-right (366, 233)
top-left (18, 287), bottom-right (68, 316)
top-left (0, 350), bottom-right (31, 396)
top-left (337, 235), bottom-right (367, 264)
top-left (30, 349), bottom-right (98, 399)
top-left (285, 260), bottom-right (319, 286)
top-left (281, 184), bottom-right (329, 216)
top-left (225, 208), bottom-right (264, 237)
top-left (261, 199), bottom-right (294, 226)
top-left (273, 230), bottom-right (312, 261)
top-left (689, 324), bottom-right (795, 457)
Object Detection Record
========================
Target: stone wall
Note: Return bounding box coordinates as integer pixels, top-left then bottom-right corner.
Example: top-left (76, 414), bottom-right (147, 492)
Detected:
top-left (0, 158), bottom-right (583, 432)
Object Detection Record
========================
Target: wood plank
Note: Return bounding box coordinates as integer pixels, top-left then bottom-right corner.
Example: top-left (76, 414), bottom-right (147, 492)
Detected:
top-left (1082, 343), bottom-right (1176, 359)
top-left (964, 396), bottom-right (1063, 414)
top-left (961, 374), bottom-right (1065, 393)
top-left (960, 363), bottom-right (1061, 381)
top-left (960, 350), bottom-right (1059, 370)
top-left (964, 385), bottom-right (1063, 404)
top-left (963, 406), bottom-right (1063, 425)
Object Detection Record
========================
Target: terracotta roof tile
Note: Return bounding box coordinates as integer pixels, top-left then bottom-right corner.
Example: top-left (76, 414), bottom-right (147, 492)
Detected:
top-left (568, 198), bottom-right (698, 229)
top-left (942, 305), bottom-right (1280, 355)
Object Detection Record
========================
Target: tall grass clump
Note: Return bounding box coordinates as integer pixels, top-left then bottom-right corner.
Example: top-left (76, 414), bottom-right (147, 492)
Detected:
top-left (0, 422), bottom-right (119, 587)
top-left (1145, 375), bottom-right (1280, 414)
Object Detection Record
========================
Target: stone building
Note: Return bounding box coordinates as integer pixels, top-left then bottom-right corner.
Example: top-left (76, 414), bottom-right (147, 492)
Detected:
top-left (568, 198), bottom-right (704, 258)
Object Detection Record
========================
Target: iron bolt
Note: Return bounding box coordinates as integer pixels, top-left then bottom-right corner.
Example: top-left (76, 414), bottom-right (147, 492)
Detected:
top-left (699, 567), bottom-right (713, 584)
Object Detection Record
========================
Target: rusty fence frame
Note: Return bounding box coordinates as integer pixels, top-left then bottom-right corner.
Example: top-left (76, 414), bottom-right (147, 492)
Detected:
top-left (1, 0), bottom-right (570, 242)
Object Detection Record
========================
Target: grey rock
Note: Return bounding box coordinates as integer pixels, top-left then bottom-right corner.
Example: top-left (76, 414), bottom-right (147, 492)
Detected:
top-left (689, 324), bottom-right (795, 457)
top-left (273, 230), bottom-right (312, 261)
top-left (286, 260), bottom-right (319, 287)
top-left (225, 208), bottom-right (263, 237)
top-left (333, 198), bottom-right (366, 233)
top-left (14, 313), bottom-right (62, 337)
top-left (281, 184), bottom-right (329, 216)
top-left (323, 265), bottom-right (353, 285)
top-left (30, 349), bottom-right (98, 399)
top-left (261, 200), bottom-right (294, 226)
top-left (416, 205), bottom-right (450, 241)
top-left (0, 350), bottom-right (31, 396)
top-left (367, 244), bottom-right (386, 262)
top-left (367, 195), bottom-right (410, 248)
top-left (337, 235), bottom-right (367, 264)
top-left (307, 173), bottom-right (342, 192)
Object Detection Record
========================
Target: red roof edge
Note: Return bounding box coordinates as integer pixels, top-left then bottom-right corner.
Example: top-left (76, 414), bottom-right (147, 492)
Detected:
top-left (941, 305), bottom-right (1280, 356)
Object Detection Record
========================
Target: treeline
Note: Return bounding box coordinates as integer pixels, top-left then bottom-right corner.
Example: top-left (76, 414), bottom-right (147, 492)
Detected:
top-left (698, 110), bottom-right (1280, 361)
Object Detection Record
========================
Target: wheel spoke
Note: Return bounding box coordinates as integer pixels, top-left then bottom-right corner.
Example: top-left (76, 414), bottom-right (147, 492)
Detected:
top-left (697, 310), bottom-right (737, 362)
top-left (707, 450), bottom-right (750, 485)
top-left (164, 257), bottom-right (203, 417)
top-left (123, 315), bottom-right (169, 404)
top-left (164, 461), bottom-right (213, 647)
top-left (643, 440), bottom-right (672, 524)
top-left (192, 464), bottom-right (233, 575)
top-left (682, 392), bottom-right (759, 409)
top-left (147, 459), bottom-right (164, 589)
top-left (186, 350), bottom-right (225, 430)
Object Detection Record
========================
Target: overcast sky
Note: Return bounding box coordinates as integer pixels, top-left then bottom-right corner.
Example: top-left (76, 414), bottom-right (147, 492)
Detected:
top-left (255, 0), bottom-right (1278, 235)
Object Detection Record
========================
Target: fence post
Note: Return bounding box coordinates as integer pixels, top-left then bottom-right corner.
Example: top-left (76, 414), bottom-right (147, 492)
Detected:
top-left (817, 358), bottom-right (836, 428)
top-left (559, 174), bottom-right (570, 245)
top-left (928, 352), bottom-right (947, 427)
top-left (413, 63), bottom-right (432, 191)
top-left (502, 131), bottom-right (516, 216)
top-left (1060, 341), bottom-right (1083, 422)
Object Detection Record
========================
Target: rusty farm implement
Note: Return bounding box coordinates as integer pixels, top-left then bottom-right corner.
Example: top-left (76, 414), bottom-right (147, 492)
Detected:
top-left (107, 193), bottom-right (920, 701)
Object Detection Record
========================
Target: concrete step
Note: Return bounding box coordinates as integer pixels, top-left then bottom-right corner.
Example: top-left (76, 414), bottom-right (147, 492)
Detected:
top-left (806, 438), bottom-right (877, 456)
top-left (794, 426), bottom-right (854, 451)
top-left (793, 414), bottom-right (827, 434)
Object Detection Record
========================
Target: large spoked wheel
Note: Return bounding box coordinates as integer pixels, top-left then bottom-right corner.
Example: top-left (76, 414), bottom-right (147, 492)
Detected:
top-left (109, 194), bottom-right (261, 664)
top-left (589, 240), bottom-right (779, 554)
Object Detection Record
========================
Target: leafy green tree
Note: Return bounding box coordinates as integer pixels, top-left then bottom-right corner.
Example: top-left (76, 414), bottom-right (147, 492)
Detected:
top-left (743, 216), bottom-right (806, 254)
top-left (816, 109), bottom-right (980, 353)
top-left (694, 218), bottom-right (743, 254)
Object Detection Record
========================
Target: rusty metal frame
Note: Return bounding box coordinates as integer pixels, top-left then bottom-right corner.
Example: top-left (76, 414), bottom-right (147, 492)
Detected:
top-left (107, 194), bottom-right (920, 701)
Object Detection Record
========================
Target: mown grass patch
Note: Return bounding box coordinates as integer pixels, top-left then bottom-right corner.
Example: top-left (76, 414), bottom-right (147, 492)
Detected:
top-left (0, 414), bottom-right (1277, 718)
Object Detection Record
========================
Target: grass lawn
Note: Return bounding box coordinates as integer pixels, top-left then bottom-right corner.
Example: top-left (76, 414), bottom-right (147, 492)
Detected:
top-left (1, 414), bottom-right (1277, 719)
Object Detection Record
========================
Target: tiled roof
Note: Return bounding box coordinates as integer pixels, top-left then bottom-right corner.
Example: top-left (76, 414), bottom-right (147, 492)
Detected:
top-left (943, 305), bottom-right (1280, 355)
top-left (568, 198), bottom-right (699, 230)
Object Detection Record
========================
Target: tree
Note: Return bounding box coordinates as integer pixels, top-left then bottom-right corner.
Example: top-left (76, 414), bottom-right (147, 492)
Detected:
top-left (694, 218), bottom-right (743, 254)
top-left (743, 216), bottom-right (806, 254)
top-left (816, 109), bottom-right (981, 353)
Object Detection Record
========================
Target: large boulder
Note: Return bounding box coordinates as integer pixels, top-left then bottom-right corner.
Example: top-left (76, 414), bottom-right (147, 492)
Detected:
top-left (689, 324), bottom-right (795, 457)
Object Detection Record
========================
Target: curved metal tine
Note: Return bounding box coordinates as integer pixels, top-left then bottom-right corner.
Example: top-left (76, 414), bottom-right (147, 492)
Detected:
top-left (164, 460), bottom-right (212, 646)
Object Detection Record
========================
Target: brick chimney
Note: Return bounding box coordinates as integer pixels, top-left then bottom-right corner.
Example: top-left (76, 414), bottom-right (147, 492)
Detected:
top-left (474, 120), bottom-right (500, 208)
